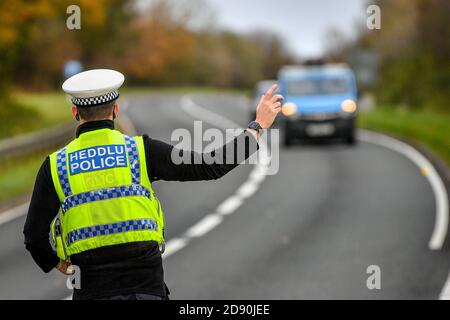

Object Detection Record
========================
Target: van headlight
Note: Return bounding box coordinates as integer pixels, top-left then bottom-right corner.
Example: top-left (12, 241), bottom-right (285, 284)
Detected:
top-left (282, 102), bottom-right (297, 117)
top-left (341, 99), bottom-right (357, 113)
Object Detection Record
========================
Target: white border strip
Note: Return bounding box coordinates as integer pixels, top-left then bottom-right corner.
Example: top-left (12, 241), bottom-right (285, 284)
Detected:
top-left (358, 129), bottom-right (449, 251)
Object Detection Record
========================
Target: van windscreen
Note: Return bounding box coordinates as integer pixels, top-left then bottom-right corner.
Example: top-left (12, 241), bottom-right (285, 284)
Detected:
top-left (286, 78), bottom-right (350, 96)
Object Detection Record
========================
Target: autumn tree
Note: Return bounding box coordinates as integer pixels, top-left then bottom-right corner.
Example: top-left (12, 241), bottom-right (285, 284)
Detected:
top-left (1, 0), bottom-right (294, 93)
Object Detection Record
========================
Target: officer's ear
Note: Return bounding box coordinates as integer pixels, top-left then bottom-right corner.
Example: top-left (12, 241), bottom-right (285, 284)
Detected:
top-left (71, 106), bottom-right (80, 121)
top-left (113, 102), bottom-right (119, 120)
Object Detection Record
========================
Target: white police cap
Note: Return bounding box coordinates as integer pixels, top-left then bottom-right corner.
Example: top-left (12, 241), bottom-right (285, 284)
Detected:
top-left (62, 69), bottom-right (125, 107)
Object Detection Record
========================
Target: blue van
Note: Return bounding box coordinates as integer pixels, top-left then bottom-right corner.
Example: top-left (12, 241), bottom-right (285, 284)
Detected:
top-left (278, 64), bottom-right (358, 145)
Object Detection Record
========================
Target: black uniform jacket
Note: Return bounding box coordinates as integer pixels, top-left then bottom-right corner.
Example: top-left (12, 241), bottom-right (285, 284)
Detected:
top-left (23, 120), bottom-right (258, 299)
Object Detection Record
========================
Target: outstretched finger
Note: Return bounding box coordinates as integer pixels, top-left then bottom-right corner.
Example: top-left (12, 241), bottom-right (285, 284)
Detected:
top-left (265, 84), bottom-right (278, 98)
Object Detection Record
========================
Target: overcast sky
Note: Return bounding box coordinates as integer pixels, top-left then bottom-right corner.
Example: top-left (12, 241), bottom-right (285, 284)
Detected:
top-left (206, 0), bottom-right (367, 58)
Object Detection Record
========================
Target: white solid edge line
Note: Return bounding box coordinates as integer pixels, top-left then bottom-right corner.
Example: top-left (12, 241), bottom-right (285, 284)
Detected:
top-left (0, 202), bottom-right (29, 226)
top-left (359, 129), bottom-right (450, 299)
top-left (7, 107), bottom-right (446, 299)
top-left (0, 94), bottom-right (267, 301)
top-left (55, 126), bottom-right (450, 301)
top-left (358, 129), bottom-right (449, 251)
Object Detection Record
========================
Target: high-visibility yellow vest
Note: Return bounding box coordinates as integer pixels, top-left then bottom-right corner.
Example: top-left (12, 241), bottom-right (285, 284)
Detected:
top-left (49, 128), bottom-right (165, 260)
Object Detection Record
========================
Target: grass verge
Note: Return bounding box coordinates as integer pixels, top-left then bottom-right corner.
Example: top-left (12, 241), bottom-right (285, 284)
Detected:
top-left (1, 95), bottom-right (449, 205)
top-left (121, 86), bottom-right (249, 96)
top-left (359, 106), bottom-right (450, 166)
top-left (3, 87), bottom-right (248, 139)
top-left (0, 92), bottom-right (71, 139)
top-left (0, 151), bottom-right (50, 203)
top-left (1, 87), bottom-right (249, 204)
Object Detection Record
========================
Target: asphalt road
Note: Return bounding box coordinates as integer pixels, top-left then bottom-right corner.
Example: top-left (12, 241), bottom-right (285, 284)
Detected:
top-left (0, 92), bottom-right (449, 299)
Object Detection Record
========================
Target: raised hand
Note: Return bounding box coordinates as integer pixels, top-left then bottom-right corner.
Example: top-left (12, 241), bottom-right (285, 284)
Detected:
top-left (255, 84), bottom-right (284, 129)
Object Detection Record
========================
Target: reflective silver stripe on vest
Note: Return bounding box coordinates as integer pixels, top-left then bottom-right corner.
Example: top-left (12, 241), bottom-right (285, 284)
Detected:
top-left (65, 218), bottom-right (158, 247)
top-left (60, 184), bottom-right (151, 214)
top-left (124, 135), bottom-right (141, 184)
top-left (56, 147), bottom-right (72, 197)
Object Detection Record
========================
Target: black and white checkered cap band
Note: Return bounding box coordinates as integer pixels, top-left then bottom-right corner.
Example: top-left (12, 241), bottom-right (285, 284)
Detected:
top-left (71, 91), bottom-right (119, 106)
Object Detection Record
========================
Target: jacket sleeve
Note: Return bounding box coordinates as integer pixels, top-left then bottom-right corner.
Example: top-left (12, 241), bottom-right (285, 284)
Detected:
top-left (23, 157), bottom-right (60, 273)
top-left (143, 130), bottom-right (259, 182)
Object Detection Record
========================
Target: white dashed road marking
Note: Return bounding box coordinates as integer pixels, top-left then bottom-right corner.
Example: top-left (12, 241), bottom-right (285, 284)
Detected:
top-left (1, 96), bottom-right (448, 300)
top-left (184, 214), bottom-right (224, 238)
top-left (160, 95), bottom-right (272, 258)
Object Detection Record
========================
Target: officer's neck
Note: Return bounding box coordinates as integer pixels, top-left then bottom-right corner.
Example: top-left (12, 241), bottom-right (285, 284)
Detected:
top-left (76, 119), bottom-right (115, 138)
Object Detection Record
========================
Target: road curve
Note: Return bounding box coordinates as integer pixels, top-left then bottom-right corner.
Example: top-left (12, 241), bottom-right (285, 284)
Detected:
top-left (0, 92), bottom-right (448, 299)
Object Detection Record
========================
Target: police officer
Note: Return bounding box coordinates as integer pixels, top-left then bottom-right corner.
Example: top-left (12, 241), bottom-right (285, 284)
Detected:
top-left (23, 69), bottom-right (283, 300)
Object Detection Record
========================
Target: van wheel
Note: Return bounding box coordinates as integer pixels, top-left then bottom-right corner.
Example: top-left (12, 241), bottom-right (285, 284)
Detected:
top-left (345, 133), bottom-right (356, 145)
top-left (284, 133), bottom-right (293, 147)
